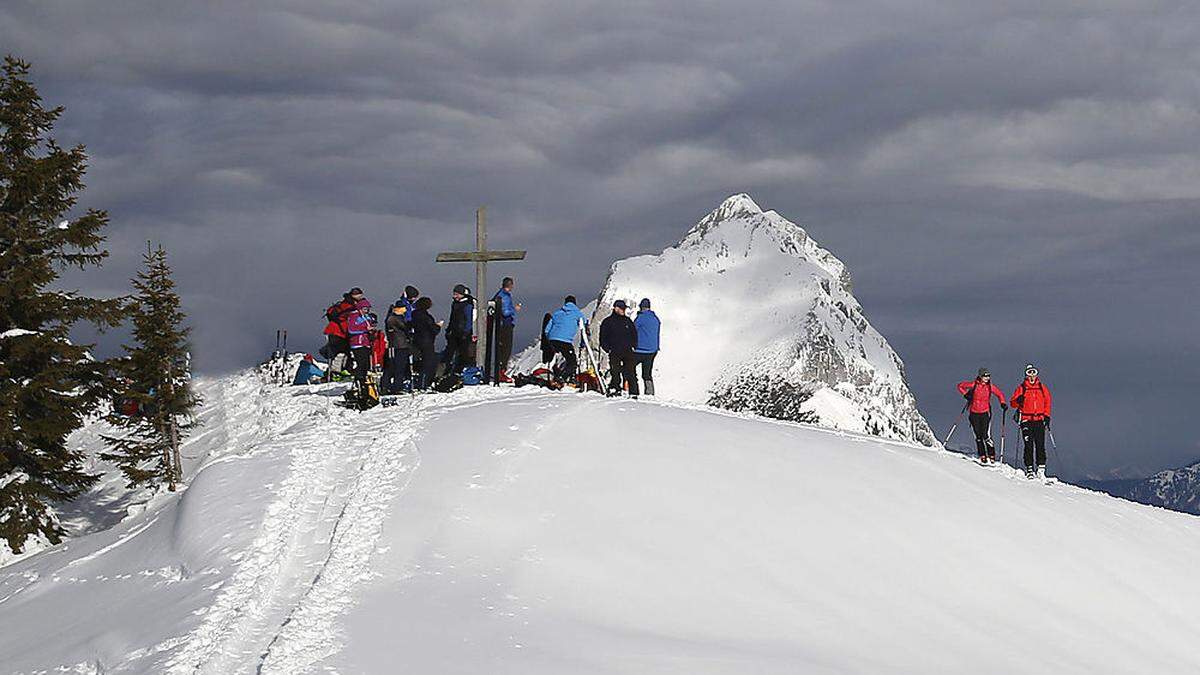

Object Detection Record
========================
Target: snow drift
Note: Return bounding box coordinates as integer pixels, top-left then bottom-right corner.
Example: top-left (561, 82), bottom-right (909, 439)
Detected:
top-left (3, 371), bottom-right (1200, 673)
top-left (588, 194), bottom-right (933, 445)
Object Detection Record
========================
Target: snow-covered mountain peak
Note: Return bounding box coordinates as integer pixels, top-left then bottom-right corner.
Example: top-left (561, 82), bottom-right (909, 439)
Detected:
top-left (591, 195), bottom-right (932, 445)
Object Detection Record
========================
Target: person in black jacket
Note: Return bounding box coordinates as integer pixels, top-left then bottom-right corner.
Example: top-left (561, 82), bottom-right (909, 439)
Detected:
top-left (381, 301), bottom-right (412, 394)
top-left (411, 296), bottom-right (443, 390)
top-left (599, 299), bottom-right (639, 397)
top-left (442, 284), bottom-right (474, 374)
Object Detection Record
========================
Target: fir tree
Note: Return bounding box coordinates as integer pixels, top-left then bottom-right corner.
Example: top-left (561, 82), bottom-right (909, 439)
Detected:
top-left (0, 56), bottom-right (126, 554)
top-left (102, 244), bottom-right (201, 491)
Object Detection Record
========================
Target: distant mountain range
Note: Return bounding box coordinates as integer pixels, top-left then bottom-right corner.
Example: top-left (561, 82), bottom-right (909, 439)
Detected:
top-left (1080, 458), bottom-right (1200, 516)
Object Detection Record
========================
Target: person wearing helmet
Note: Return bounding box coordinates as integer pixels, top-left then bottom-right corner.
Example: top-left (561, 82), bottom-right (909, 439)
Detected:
top-left (956, 367), bottom-right (1007, 463)
top-left (1011, 364), bottom-right (1053, 479)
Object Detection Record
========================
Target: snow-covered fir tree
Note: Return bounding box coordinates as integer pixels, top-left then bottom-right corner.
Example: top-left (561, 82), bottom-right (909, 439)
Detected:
top-left (102, 244), bottom-right (200, 491)
top-left (0, 56), bottom-right (126, 554)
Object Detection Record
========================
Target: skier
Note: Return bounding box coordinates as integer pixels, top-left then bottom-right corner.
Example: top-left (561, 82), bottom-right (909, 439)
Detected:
top-left (956, 367), bottom-right (1007, 463)
top-left (539, 312), bottom-right (555, 365)
top-left (543, 296), bottom-right (587, 380)
top-left (381, 301), bottom-right (412, 394)
top-left (632, 298), bottom-right (660, 396)
top-left (442, 284), bottom-right (474, 374)
top-left (401, 285), bottom-right (420, 322)
top-left (411, 296), bottom-right (443, 390)
top-left (492, 277), bottom-right (521, 383)
top-left (599, 299), bottom-right (639, 397)
top-left (344, 293), bottom-right (375, 387)
top-left (1011, 363), bottom-right (1053, 479)
top-left (320, 290), bottom-right (357, 376)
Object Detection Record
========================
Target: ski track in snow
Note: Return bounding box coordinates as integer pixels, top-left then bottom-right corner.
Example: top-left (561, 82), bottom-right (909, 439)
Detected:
top-left (166, 385), bottom-right (545, 674)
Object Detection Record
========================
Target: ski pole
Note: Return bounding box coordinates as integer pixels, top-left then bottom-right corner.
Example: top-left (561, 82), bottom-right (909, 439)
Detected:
top-left (999, 409), bottom-right (1007, 466)
top-left (943, 401), bottom-right (969, 446)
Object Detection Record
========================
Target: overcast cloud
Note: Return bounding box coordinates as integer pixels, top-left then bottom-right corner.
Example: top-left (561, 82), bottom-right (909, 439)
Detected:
top-left (3, 0), bottom-right (1198, 479)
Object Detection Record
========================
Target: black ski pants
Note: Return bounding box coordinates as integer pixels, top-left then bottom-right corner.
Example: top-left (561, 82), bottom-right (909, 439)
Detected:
top-left (381, 347), bottom-right (411, 394)
top-left (350, 347), bottom-right (371, 383)
top-left (634, 351), bottom-right (657, 384)
top-left (608, 349), bottom-right (639, 396)
top-left (416, 343), bottom-right (438, 390)
top-left (969, 411), bottom-right (995, 460)
top-left (1021, 420), bottom-right (1047, 468)
top-left (442, 333), bottom-right (473, 373)
top-left (547, 339), bottom-right (578, 378)
top-left (495, 323), bottom-right (514, 373)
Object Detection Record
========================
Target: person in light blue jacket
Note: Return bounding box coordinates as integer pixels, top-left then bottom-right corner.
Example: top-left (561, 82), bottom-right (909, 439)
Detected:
top-left (543, 295), bottom-right (587, 378)
top-left (633, 298), bottom-right (660, 395)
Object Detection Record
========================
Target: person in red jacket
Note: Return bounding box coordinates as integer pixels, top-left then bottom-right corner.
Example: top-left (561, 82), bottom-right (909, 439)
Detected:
top-left (1011, 363), bottom-right (1052, 479)
top-left (956, 367), bottom-right (1007, 463)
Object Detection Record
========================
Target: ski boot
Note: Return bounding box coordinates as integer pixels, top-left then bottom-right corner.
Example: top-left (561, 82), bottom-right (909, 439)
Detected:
top-left (1024, 466), bottom-right (1037, 480)
top-left (1037, 465), bottom-right (1047, 481)
top-left (643, 379), bottom-right (655, 396)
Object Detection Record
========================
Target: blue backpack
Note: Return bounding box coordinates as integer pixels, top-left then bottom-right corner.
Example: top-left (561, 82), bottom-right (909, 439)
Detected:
top-left (461, 366), bottom-right (484, 386)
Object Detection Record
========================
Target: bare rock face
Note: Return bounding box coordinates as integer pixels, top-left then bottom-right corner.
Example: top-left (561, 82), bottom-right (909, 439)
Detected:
top-left (591, 193), bottom-right (935, 446)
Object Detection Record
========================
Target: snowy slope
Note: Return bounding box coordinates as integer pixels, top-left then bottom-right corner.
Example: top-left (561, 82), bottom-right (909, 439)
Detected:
top-left (3, 371), bottom-right (1200, 673)
top-left (589, 194), bottom-right (933, 445)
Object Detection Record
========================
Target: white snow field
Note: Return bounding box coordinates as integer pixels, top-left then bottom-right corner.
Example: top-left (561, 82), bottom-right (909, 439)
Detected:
top-left (3, 370), bottom-right (1200, 674)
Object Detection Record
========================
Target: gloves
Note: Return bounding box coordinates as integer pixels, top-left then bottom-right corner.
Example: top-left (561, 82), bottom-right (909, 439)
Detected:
top-left (963, 392), bottom-right (972, 401)
top-left (1044, 417), bottom-right (1051, 428)
top-left (1013, 410), bottom-right (1022, 423)
top-left (1000, 403), bottom-right (1008, 411)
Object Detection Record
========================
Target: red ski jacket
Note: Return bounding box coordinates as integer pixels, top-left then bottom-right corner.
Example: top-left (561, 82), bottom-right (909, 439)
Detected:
top-left (1011, 379), bottom-right (1052, 421)
top-left (957, 379), bottom-right (1007, 414)
top-left (323, 300), bottom-right (356, 338)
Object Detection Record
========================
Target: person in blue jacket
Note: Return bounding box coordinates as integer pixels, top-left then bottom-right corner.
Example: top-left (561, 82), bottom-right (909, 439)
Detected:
top-left (633, 298), bottom-right (660, 396)
top-left (543, 295), bottom-right (587, 379)
top-left (492, 277), bottom-right (521, 382)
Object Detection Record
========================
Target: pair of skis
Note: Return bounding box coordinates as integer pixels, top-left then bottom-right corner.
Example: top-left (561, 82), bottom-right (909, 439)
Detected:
top-left (270, 329), bottom-right (288, 385)
top-left (577, 318), bottom-right (608, 396)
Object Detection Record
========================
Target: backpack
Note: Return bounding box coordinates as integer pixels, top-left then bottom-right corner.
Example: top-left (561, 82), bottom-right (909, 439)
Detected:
top-left (461, 366), bottom-right (484, 386)
top-left (575, 371), bottom-right (601, 393)
top-left (433, 373), bottom-right (464, 393)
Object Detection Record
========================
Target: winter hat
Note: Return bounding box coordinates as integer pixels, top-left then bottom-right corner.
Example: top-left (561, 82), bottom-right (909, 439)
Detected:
top-left (349, 287), bottom-right (364, 296)
top-left (416, 296), bottom-right (433, 311)
top-left (613, 299), bottom-right (628, 309)
top-left (405, 285), bottom-right (420, 299)
top-left (1025, 363), bottom-right (1039, 376)
top-left (977, 367), bottom-right (990, 378)
top-left (639, 298), bottom-right (651, 309)
top-left (392, 301), bottom-right (406, 313)
top-left (565, 295), bottom-right (577, 305)
top-left (452, 283), bottom-right (467, 296)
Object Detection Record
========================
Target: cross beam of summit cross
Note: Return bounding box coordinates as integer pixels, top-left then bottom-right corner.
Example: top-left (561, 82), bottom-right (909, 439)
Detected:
top-left (435, 206), bottom-right (526, 371)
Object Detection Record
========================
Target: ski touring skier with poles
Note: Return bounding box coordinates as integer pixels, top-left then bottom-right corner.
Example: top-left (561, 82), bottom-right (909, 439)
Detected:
top-left (1011, 363), bottom-right (1053, 480)
top-left (956, 367), bottom-right (1007, 464)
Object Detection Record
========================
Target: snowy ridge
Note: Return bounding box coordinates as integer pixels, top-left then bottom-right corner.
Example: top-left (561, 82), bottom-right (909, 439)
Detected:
top-left (3, 372), bottom-right (1200, 672)
top-left (590, 193), bottom-right (934, 445)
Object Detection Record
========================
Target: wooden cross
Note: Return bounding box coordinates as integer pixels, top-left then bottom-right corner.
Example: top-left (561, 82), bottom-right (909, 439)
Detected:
top-left (435, 207), bottom-right (526, 367)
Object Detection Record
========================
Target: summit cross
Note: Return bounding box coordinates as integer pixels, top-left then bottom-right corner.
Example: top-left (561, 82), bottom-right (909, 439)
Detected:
top-left (435, 207), bottom-right (526, 368)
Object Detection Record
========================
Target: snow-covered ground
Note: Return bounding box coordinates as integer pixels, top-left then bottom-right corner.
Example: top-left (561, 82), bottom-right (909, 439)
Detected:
top-left (3, 370), bottom-right (1200, 673)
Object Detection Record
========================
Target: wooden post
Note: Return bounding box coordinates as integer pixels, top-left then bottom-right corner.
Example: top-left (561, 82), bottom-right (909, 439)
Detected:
top-left (475, 207), bottom-right (488, 368)
top-left (434, 207), bottom-right (527, 376)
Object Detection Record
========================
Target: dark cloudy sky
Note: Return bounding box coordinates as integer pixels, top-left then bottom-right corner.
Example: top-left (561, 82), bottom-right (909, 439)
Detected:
top-left (4, 1), bottom-right (1198, 479)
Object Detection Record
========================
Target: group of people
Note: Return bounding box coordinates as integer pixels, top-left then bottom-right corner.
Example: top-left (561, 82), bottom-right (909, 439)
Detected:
top-left (321, 282), bottom-right (480, 394)
top-left (956, 364), bottom-right (1053, 479)
top-left (319, 276), bottom-right (663, 399)
top-left (539, 296), bottom-right (661, 397)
